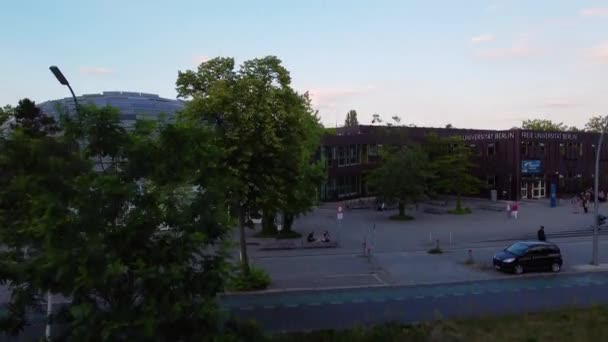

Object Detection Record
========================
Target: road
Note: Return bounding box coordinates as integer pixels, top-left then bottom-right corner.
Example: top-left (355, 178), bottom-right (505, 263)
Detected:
top-left (222, 271), bottom-right (608, 333)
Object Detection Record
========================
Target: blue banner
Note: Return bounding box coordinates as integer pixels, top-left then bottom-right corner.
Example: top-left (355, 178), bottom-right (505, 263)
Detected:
top-left (521, 160), bottom-right (541, 174)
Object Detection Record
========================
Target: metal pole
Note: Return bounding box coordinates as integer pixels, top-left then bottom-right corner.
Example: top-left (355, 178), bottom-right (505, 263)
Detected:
top-left (66, 83), bottom-right (80, 116)
top-left (46, 290), bottom-right (52, 341)
top-left (593, 132), bottom-right (603, 265)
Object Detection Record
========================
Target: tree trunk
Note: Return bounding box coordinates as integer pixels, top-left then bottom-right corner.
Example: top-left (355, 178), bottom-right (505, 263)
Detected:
top-left (456, 193), bottom-right (462, 211)
top-left (261, 209), bottom-right (277, 235)
top-left (238, 206), bottom-right (250, 275)
top-left (283, 213), bottom-right (294, 232)
top-left (398, 201), bottom-right (405, 217)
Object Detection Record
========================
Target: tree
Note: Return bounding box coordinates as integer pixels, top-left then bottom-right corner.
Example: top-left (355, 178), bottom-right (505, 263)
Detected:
top-left (445, 123), bottom-right (453, 129)
top-left (0, 104), bottom-right (13, 126)
top-left (0, 103), bottom-right (232, 340)
top-left (344, 109), bottom-right (359, 127)
top-left (371, 113), bottom-right (382, 124)
top-left (521, 119), bottom-right (567, 131)
top-left (176, 56), bottom-right (322, 273)
top-left (425, 135), bottom-right (483, 213)
top-left (368, 145), bottom-right (431, 218)
top-left (585, 115), bottom-right (608, 132)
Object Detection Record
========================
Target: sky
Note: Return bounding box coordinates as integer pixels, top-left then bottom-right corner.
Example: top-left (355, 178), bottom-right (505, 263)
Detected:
top-left (1, 0), bottom-right (608, 129)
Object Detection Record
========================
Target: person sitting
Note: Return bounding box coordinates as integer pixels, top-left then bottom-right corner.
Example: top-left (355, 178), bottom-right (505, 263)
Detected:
top-left (321, 230), bottom-right (331, 243)
top-left (307, 232), bottom-right (316, 243)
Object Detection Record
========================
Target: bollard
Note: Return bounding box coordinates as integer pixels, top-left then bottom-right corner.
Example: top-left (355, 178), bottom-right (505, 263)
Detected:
top-left (466, 249), bottom-right (474, 264)
top-left (435, 239), bottom-right (440, 250)
top-left (449, 232), bottom-right (453, 245)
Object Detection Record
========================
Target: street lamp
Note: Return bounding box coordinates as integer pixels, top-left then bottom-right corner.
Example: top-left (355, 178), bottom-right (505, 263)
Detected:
top-left (593, 131), bottom-right (604, 265)
top-left (49, 65), bottom-right (80, 115)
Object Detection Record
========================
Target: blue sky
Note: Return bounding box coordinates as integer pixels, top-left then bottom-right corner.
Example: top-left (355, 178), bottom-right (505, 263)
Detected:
top-left (1, 0), bottom-right (608, 129)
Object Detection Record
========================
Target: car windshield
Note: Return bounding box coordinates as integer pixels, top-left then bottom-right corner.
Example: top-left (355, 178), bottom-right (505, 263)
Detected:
top-left (506, 242), bottom-right (528, 256)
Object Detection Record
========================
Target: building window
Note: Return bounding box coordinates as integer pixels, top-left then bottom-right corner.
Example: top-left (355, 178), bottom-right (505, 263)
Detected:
top-left (539, 142), bottom-right (545, 154)
top-left (487, 175), bottom-right (496, 189)
top-left (521, 141), bottom-right (527, 155)
top-left (579, 143), bottom-right (584, 157)
top-left (560, 143), bottom-right (565, 157)
top-left (368, 144), bottom-right (378, 156)
top-left (338, 146), bottom-right (347, 166)
top-left (487, 142), bottom-right (495, 156)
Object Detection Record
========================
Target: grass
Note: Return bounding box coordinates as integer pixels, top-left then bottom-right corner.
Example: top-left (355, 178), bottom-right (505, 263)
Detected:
top-left (266, 305), bottom-right (608, 342)
top-left (448, 207), bottom-right (472, 215)
top-left (389, 214), bottom-right (414, 221)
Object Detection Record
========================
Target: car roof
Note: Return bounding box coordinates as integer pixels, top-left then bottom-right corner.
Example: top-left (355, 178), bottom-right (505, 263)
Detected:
top-left (516, 241), bottom-right (559, 247)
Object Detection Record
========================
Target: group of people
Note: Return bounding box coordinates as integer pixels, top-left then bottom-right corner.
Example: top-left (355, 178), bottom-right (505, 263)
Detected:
top-left (307, 230), bottom-right (331, 243)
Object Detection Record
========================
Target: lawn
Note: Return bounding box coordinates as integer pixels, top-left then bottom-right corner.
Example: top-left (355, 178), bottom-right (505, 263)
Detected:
top-left (264, 305), bottom-right (608, 342)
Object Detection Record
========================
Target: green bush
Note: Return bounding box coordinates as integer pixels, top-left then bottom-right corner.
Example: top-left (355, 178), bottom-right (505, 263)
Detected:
top-left (389, 214), bottom-right (414, 221)
top-left (428, 247), bottom-right (443, 254)
top-left (228, 266), bottom-right (271, 291)
top-left (448, 207), bottom-right (471, 215)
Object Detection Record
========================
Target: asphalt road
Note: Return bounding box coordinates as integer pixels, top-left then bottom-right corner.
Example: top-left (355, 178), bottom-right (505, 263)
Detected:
top-left (222, 271), bottom-right (608, 333)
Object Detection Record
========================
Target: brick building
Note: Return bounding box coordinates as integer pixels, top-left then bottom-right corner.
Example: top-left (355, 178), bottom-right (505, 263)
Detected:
top-left (320, 125), bottom-right (606, 202)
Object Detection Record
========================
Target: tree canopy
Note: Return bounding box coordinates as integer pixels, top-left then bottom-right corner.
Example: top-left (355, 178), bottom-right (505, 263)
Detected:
top-left (585, 115), bottom-right (608, 132)
top-left (0, 102), bottom-right (233, 340)
top-left (176, 56), bottom-right (324, 272)
top-left (344, 110), bottom-right (359, 127)
top-left (521, 119), bottom-right (568, 132)
top-left (368, 145), bottom-right (431, 217)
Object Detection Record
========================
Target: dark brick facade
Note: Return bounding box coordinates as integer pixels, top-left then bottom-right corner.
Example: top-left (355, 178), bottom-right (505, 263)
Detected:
top-left (320, 125), bottom-right (607, 202)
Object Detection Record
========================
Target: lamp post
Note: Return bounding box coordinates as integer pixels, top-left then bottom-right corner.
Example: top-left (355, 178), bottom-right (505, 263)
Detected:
top-left (47, 65), bottom-right (81, 341)
top-left (49, 65), bottom-right (80, 115)
top-left (593, 131), bottom-right (604, 265)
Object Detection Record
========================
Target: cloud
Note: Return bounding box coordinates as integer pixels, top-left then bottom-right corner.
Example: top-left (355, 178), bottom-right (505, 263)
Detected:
top-left (79, 67), bottom-right (113, 75)
top-left (546, 102), bottom-right (576, 109)
top-left (580, 7), bottom-right (608, 18)
top-left (192, 55), bottom-right (210, 66)
top-left (307, 86), bottom-right (375, 108)
top-left (476, 38), bottom-right (539, 59)
top-left (471, 34), bottom-right (495, 44)
top-left (587, 42), bottom-right (608, 63)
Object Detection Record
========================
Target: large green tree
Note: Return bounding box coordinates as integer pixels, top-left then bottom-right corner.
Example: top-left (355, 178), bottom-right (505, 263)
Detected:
top-left (521, 119), bottom-right (567, 131)
top-left (425, 135), bottom-right (482, 213)
top-left (368, 145), bottom-right (431, 218)
top-left (176, 56), bottom-right (323, 273)
top-left (344, 109), bottom-right (359, 127)
top-left (0, 103), bottom-right (232, 340)
top-left (585, 115), bottom-right (608, 132)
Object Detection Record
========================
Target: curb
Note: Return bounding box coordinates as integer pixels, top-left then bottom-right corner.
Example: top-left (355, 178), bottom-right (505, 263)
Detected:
top-left (220, 267), bottom-right (608, 297)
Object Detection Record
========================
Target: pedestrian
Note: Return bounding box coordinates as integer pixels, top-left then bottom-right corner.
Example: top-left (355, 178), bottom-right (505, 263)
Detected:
top-left (537, 226), bottom-right (546, 241)
top-left (583, 198), bottom-right (588, 214)
top-left (506, 201), bottom-right (511, 219)
top-left (511, 201), bottom-right (519, 219)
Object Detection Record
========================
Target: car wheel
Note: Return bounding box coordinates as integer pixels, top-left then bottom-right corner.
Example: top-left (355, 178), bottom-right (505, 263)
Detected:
top-left (514, 265), bottom-right (524, 275)
top-left (551, 263), bottom-right (561, 273)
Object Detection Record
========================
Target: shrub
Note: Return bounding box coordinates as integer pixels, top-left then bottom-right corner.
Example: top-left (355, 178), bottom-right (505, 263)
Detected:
top-left (228, 266), bottom-right (271, 291)
top-left (448, 207), bottom-right (471, 215)
top-left (428, 247), bottom-right (443, 254)
top-left (389, 214), bottom-right (414, 221)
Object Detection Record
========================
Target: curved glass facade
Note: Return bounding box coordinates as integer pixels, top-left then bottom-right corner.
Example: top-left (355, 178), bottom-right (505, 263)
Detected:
top-left (38, 91), bottom-right (185, 129)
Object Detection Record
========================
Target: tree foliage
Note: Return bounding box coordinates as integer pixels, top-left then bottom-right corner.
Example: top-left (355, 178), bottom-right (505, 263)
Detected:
top-left (344, 110), bottom-right (359, 127)
top-left (521, 119), bottom-right (567, 132)
top-left (368, 146), bottom-right (431, 217)
top-left (425, 134), bottom-right (483, 211)
top-left (0, 104), bottom-right (14, 127)
top-left (0, 102), bottom-right (233, 340)
top-left (585, 115), bottom-right (608, 132)
top-left (176, 56), bottom-right (324, 271)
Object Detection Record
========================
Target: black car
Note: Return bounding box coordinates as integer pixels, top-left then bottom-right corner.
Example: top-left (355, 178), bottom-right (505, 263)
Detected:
top-left (493, 241), bottom-right (563, 274)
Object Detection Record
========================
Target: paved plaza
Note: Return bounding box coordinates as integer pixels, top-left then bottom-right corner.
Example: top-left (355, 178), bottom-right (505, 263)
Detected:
top-left (240, 198), bottom-right (608, 290)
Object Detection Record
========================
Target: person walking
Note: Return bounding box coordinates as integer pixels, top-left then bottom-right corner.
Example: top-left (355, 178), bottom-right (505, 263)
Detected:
top-left (583, 197), bottom-right (589, 214)
top-left (537, 226), bottom-right (546, 241)
top-left (511, 201), bottom-right (519, 219)
top-left (506, 201), bottom-right (511, 219)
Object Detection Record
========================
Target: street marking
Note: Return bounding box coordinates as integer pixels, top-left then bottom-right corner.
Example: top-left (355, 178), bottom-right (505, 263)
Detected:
top-left (263, 305), bottom-right (275, 309)
top-left (329, 301), bottom-right (343, 305)
top-left (285, 304), bottom-right (299, 308)
top-left (308, 302), bottom-right (321, 306)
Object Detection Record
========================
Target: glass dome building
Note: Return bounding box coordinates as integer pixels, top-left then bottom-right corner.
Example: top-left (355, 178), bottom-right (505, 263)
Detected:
top-left (38, 91), bottom-right (185, 129)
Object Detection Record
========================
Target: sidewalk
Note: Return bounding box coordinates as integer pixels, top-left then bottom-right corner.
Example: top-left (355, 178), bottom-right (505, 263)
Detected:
top-left (251, 237), bottom-right (608, 291)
